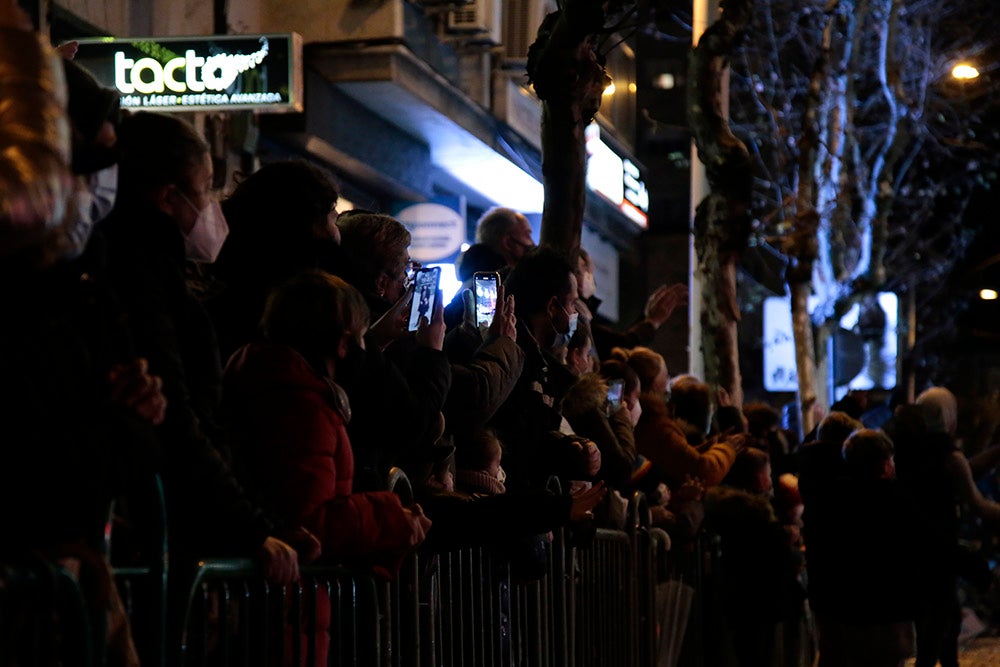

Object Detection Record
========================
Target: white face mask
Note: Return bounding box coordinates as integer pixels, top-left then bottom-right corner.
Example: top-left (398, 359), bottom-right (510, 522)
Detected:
top-left (552, 305), bottom-right (579, 350)
top-left (629, 399), bottom-right (642, 427)
top-left (567, 311), bottom-right (579, 337)
top-left (179, 193), bottom-right (229, 263)
top-left (65, 164), bottom-right (118, 259)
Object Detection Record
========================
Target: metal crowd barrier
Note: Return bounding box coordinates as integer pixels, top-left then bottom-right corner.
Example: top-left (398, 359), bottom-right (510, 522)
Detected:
top-left (0, 557), bottom-right (95, 666)
top-left (98, 469), bottom-right (723, 667)
top-left (178, 560), bottom-right (381, 667)
top-left (109, 474), bottom-right (168, 667)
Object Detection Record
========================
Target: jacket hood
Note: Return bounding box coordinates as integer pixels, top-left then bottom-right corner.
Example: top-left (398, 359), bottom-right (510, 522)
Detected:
top-left (225, 342), bottom-right (327, 395)
top-left (560, 372), bottom-right (609, 420)
top-left (456, 243), bottom-right (506, 281)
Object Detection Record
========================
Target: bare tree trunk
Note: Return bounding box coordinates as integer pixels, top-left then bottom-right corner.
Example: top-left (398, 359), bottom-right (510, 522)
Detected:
top-left (527, 2), bottom-right (610, 256)
top-left (791, 275), bottom-right (818, 438)
top-left (687, 0), bottom-right (754, 404)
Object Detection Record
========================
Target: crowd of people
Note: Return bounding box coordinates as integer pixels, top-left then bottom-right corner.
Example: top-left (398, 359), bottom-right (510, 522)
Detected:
top-left (5, 8), bottom-right (1000, 667)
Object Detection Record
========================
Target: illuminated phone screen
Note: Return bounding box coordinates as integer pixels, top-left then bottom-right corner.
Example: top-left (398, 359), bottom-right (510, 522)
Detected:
top-left (474, 273), bottom-right (499, 329)
top-left (408, 267), bottom-right (441, 331)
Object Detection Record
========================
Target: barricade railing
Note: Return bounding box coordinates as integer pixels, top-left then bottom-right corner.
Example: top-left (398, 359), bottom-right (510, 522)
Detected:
top-left (629, 491), bottom-right (656, 667)
top-left (0, 557), bottom-right (95, 666)
top-left (573, 527), bottom-right (635, 666)
top-left (109, 474), bottom-right (168, 667)
top-left (96, 470), bottom-right (724, 666)
top-left (383, 467), bottom-right (422, 667)
top-left (178, 559), bottom-right (381, 667)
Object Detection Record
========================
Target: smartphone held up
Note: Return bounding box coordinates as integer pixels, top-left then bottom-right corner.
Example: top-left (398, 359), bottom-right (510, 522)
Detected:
top-left (607, 379), bottom-right (624, 413)
top-left (474, 271), bottom-right (501, 331)
top-left (408, 267), bottom-right (441, 332)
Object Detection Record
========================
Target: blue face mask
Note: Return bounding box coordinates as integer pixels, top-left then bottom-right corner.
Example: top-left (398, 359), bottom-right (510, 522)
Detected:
top-left (552, 302), bottom-right (579, 349)
top-left (566, 310), bottom-right (579, 338)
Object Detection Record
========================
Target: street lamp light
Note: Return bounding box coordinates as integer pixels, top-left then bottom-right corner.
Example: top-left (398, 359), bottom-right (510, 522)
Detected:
top-left (952, 63), bottom-right (980, 80)
top-left (980, 288), bottom-right (998, 301)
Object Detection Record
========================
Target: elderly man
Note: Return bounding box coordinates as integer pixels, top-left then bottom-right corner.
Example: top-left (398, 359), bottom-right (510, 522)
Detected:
top-left (474, 207), bottom-right (536, 268)
top-left (445, 207), bottom-right (536, 328)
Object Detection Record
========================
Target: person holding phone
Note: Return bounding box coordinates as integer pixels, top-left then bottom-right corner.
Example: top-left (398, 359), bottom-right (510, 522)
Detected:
top-left (490, 246), bottom-right (602, 488)
top-left (408, 267), bottom-right (441, 332)
top-left (558, 317), bottom-right (639, 490)
top-left (440, 280), bottom-right (524, 443)
top-left (336, 212), bottom-right (451, 489)
top-left (225, 270), bottom-right (431, 570)
top-left (224, 270), bottom-right (432, 665)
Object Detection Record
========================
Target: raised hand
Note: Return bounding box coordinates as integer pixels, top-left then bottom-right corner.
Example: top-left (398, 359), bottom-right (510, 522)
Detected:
top-left (403, 503), bottom-right (432, 549)
top-left (108, 358), bottom-right (167, 425)
top-left (257, 536), bottom-right (300, 585)
top-left (644, 283), bottom-right (688, 328)
top-left (674, 475), bottom-right (706, 503)
top-left (415, 289), bottom-right (445, 351)
top-left (487, 285), bottom-right (516, 342)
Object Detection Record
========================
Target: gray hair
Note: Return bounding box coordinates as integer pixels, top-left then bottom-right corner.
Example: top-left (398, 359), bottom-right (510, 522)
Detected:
top-left (475, 207), bottom-right (524, 249)
top-left (916, 387), bottom-right (958, 436)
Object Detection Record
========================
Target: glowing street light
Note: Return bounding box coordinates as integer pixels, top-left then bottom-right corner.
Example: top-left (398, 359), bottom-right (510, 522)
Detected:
top-left (980, 288), bottom-right (998, 301)
top-left (952, 63), bottom-right (980, 80)
top-left (603, 80), bottom-right (616, 96)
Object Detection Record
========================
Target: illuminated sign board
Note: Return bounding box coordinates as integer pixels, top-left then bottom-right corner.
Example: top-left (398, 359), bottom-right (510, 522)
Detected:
top-left (396, 201), bottom-right (467, 263)
top-left (585, 123), bottom-right (649, 227)
top-left (763, 293), bottom-right (898, 395)
top-left (73, 34), bottom-right (302, 113)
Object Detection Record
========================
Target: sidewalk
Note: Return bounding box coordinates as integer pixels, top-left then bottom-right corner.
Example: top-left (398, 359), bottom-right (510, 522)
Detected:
top-left (903, 635), bottom-right (1000, 667)
top-left (958, 636), bottom-right (1000, 666)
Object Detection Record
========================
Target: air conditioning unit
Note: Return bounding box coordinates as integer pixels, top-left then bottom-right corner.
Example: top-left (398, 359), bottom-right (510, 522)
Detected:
top-left (502, 0), bottom-right (557, 66)
top-left (447, 0), bottom-right (502, 44)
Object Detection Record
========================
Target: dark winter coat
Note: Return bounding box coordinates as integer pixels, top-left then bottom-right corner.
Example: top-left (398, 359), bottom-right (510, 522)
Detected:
top-left (443, 328), bottom-right (525, 441)
top-left (488, 321), bottom-right (593, 488)
top-left (560, 373), bottom-right (637, 489)
top-left (0, 253), bottom-right (155, 553)
top-left (804, 474), bottom-right (919, 623)
top-left (102, 204), bottom-right (272, 556)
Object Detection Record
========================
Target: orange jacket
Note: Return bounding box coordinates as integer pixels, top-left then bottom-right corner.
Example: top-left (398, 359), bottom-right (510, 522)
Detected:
top-left (633, 391), bottom-right (737, 488)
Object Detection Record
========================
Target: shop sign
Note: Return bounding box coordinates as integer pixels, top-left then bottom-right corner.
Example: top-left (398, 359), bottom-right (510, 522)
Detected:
top-left (396, 199), bottom-right (467, 263)
top-left (72, 34), bottom-right (302, 113)
top-left (585, 123), bottom-right (649, 227)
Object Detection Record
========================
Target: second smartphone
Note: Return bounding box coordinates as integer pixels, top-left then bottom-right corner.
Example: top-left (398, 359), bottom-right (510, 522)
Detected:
top-left (408, 266), bottom-right (441, 331)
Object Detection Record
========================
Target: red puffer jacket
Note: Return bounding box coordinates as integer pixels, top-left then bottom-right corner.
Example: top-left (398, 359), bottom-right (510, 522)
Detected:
top-left (225, 343), bottom-right (416, 665)
top-left (224, 342), bottom-right (414, 570)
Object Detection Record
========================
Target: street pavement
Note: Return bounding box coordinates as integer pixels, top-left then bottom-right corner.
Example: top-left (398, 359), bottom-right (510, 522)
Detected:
top-left (904, 635), bottom-right (1000, 667)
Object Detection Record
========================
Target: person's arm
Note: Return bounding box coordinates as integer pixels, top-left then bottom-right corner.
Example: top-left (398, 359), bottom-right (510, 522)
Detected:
top-left (254, 388), bottom-right (421, 563)
top-left (566, 408), bottom-right (634, 488)
top-left (0, 4), bottom-right (73, 240)
top-left (445, 337), bottom-right (525, 436)
top-left (635, 398), bottom-right (738, 487)
top-left (968, 444), bottom-right (1000, 479)
top-left (945, 450), bottom-right (1000, 524)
